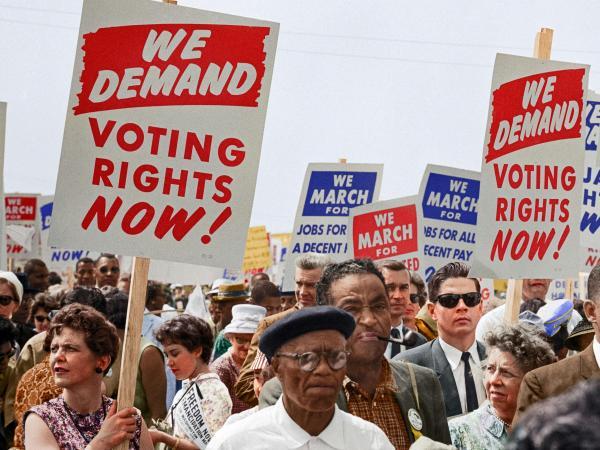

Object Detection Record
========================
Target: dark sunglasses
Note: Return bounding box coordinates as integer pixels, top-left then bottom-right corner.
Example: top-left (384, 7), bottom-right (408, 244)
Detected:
top-left (34, 315), bottom-right (50, 323)
top-left (409, 294), bottom-right (422, 304)
top-left (0, 295), bottom-right (15, 306)
top-left (436, 292), bottom-right (481, 308)
top-left (0, 347), bottom-right (15, 362)
top-left (99, 267), bottom-right (119, 274)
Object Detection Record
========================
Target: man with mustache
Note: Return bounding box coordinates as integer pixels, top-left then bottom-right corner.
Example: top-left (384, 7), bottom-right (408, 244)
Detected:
top-left (397, 262), bottom-right (486, 419)
top-left (259, 259), bottom-right (451, 449)
top-left (476, 278), bottom-right (581, 341)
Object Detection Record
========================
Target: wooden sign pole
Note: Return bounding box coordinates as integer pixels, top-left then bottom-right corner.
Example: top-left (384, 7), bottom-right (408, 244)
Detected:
top-left (579, 272), bottom-right (588, 300)
top-left (115, 257), bottom-right (150, 450)
top-left (504, 27), bottom-right (553, 324)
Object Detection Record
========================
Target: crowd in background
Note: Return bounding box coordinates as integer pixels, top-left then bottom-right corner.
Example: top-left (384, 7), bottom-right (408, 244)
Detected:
top-left (0, 252), bottom-right (598, 449)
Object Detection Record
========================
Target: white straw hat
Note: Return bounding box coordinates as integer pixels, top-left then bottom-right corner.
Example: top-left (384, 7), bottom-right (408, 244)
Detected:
top-left (223, 304), bottom-right (266, 335)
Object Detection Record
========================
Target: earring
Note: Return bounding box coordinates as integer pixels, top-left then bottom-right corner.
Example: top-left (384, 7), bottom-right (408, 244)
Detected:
top-left (95, 367), bottom-right (103, 374)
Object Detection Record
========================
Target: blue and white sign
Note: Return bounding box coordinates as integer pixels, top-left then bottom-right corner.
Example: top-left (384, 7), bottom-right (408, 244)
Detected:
top-left (418, 165), bottom-right (480, 281)
top-left (282, 163), bottom-right (382, 291)
top-left (581, 92), bottom-right (600, 249)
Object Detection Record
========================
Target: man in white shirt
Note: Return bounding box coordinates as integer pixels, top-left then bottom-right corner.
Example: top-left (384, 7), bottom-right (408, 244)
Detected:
top-left (397, 262), bottom-right (486, 418)
top-left (377, 260), bottom-right (427, 358)
top-left (207, 306), bottom-right (394, 450)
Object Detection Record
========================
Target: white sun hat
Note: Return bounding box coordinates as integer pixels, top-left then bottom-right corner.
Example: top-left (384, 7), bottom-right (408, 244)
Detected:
top-left (223, 304), bottom-right (266, 336)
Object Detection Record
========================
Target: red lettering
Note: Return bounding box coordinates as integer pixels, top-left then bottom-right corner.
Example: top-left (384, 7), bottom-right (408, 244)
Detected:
top-left (148, 126), bottom-right (167, 155)
top-left (490, 229), bottom-right (511, 261)
top-left (218, 138), bottom-right (245, 167)
top-left (88, 117), bottom-right (116, 148)
top-left (92, 158), bottom-right (114, 187)
top-left (81, 196), bottom-right (122, 231)
top-left (122, 202), bottom-right (154, 235)
top-left (213, 175), bottom-right (232, 203)
top-left (132, 164), bottom-right (159, 192)
top-left (184, 132), bottom-right (212, 161)
top-left (154, 205), bottom-right (206, 240)
top-left (116, 122), bottom-right (144, 151)
top-left (528, 229), bottom-right (555, 260)
top-left (163, 168), bottom-right (188, 197)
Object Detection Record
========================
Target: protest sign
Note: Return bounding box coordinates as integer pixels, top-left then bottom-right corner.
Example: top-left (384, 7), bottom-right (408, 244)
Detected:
top-left (173, 384), bottom-right (212, 449)
top-left (242, 225), bottom-right (271, 273)
top-left (418, 164), bottom-right (480, 281)
top-left (5, 194), bottom-right (40, 259)
top-left (348, 196), bottom-right (422, 272)
top-left (581, 91), bottom-right (600, 247)
top-left (282, 163), bottom-right (382, 290)
top-left (0, 103), bottom-right (6, 269)
top-left (49, 0), bottom-right (279, 271)
top-left (470, 53), bottom-right (589, 279)
top-left (39, 195), bottom-right (99, 275)
top-left (546, 277), bottom-right (585, 300)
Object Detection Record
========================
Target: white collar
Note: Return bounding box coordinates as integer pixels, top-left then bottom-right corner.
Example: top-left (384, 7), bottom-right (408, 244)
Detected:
top-left (439, 337), bottom-right (479, 371)
top-left (593, 337), bottom-right (600, 369)
top-left (275, 397), bottom-right (344, 449)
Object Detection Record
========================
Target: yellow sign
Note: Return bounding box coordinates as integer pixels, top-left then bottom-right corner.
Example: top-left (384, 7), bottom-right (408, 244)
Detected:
top-left (243, 226), bottom-right (271, 272)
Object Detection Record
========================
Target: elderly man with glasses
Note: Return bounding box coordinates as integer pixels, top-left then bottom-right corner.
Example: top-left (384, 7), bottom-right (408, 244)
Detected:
top-left (396, 261), bottom-right (486, 419)
top-left (208, 305), bottom-right (394, 449)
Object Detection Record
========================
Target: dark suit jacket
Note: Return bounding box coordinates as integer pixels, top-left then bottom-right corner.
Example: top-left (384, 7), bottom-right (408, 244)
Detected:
top-left (395, 339), bottom-right (486, 418)
top-left (259, 359), bottom-right (451, 445)
top-left (514, 343), bottom-right (600, 424)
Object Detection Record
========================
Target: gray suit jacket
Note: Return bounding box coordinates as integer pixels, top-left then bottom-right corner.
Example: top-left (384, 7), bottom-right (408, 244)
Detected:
top-left (395, 339), bottom-right (486, 418)
top-left (259, 359), bottom-right (451, 445)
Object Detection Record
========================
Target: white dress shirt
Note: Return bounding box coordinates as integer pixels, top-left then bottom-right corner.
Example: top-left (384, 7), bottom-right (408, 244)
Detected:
top-left (438, 337), bottom-right (486, 414)
top-left (206, 397), bottom-right (394, 450)
top-left (593, 336), bottom-right (600, 368)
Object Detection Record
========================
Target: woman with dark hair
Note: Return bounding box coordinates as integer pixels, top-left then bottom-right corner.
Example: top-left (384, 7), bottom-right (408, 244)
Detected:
top-left (28, 294), bottom-right (58, 334)
top-left (23, 303), bottom-right (153, 449)
top-left (150, 315), bottom-right (231, 449)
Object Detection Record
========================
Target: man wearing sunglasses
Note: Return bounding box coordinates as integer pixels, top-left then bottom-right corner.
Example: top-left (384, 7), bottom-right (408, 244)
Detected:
top-left (208, 306), bottom-right (394, 449)
top-left (377, 260), bottom-right (427, 358)
top-left (397, 262), bottom-right (486, 418)
top-left (94, 253), bottom-right (120, 288)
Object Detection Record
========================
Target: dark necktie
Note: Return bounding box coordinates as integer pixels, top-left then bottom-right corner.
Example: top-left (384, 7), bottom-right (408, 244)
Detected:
top-left (461, 351), bottom-right (478, 412)
top-left (390, 328), bottom-right (401, 357)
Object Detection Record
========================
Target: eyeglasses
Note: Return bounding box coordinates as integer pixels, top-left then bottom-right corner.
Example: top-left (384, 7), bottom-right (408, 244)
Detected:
top-left (0, 295), bottom-right (15, 306)
top-left (0, 347), bottom-right (15, 362)
top-left (436, 292), bottom-right (481, 308)
top-left (275, 350), bottom-right (350, 372)
top-left (34, 315), bottom-right (50, 323)
top-left (99, 267), bottom-right (119, 274)
top-left (409, 294), bottom-right (422, 304)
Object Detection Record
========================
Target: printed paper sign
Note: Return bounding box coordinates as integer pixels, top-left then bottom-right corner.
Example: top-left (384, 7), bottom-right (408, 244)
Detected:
top-left (242, 225), bottom-right (271, 273)
top-left (173, 384), bottom-right (211, 449)
top-left (39, 196), bottom-right (99, 274)
top-left (49, 0), bottom-right (278, 270)
top-left (418, 164), bottom-right (480, 281)
top-left (282, 163), bottom-right (382, 290)
top-left (0, 104), bottom-right (6, 269)
top-left (5, 194), bottom-right (40, 258)
top-left (470, 54), bottom-right (589, 279)
top-left (581, 92), bottom-right (600, 247)
top-left (348, 196), bottom-right (422, 272)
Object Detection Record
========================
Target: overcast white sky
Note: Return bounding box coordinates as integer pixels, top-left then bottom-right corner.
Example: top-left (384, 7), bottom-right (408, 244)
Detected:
top-left (1, 0), bottom-right (600, 233)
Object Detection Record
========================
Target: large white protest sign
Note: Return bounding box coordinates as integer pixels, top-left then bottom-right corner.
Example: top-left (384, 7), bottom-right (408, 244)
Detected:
top-left (282, 163), bottom-right (382, 291)
top-left (173, 384), bottom-right (212, 449)
top-left (348, 196), bottom-right (422, 272)
top-left (40, 195), bottom-right (99, 274)
top-left (0, 103), bottom-right (6, 269)
top-left (470, 54), bottom-right (589, 279)
top-left (5, 193), bottom-right (40, 259)
top-left (581, 92), bottom-right (600, 246)
top-left (49, 0), bottom-right (279, 270)
top-left (418, 164), bottom-right (480, 281)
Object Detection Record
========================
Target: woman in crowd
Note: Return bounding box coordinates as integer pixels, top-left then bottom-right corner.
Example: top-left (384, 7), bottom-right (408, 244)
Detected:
top-left (210, 304), bottom-right (265, 414)
top-left (23, 303), bottom-right (153, 449)
top-left (404, 271), bottom-right (427, 332)
top-left (150, 315), bottom-right (231, 450)
top-left (449, 324), bottom-right (555, 450)
top-left (28, 294), bottom-right (57, 334)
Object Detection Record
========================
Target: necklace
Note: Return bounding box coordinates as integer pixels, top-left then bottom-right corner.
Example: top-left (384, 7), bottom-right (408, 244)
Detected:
top-left (62, 397), bottom-right (107, 444)
top-left (490, 407), bottom-right (511, 431)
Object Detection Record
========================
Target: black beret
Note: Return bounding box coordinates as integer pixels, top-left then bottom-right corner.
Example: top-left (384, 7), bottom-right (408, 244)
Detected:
top-left (259, 306), bottom-right (355, 362)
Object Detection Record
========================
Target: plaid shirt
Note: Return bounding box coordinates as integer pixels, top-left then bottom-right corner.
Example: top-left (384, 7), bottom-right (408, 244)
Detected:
top-left (343, 359), bottom-right (411, 450)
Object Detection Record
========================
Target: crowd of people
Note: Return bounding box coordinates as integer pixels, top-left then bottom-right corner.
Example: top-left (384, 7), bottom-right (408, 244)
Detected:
top-left (0, 252), bottom-right (598, 449)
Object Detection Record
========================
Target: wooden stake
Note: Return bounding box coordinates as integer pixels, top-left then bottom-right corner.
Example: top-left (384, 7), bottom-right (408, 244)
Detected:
top-left (115, 256), bottom-right (150, 450)
top-left (504, 27), bottom-right (554, 324)
top-left (565, 279), bottom-right (574, 299)
top-left (579, 272), bottom-right (588, 300)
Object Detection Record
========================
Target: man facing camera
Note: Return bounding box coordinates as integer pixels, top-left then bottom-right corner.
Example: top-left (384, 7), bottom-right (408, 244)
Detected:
top-left (397, 262), bottom-right (486, 418)
top-left (207, 306), bottom-right (394, 449)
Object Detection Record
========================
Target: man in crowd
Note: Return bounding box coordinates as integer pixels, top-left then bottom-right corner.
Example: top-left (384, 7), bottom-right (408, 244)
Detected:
top-left (514, 264), bottom-right (600, 423)
top-left (476, 278), bottom-right (581, 341)
top-left (0, 318), bottom-right (17, 449)
top-left (261, 259), bottom-right (451, 448)
top-left (94, 253), bottom-right (120, 288)
top-left (74, 257), bottom-right (95, 287)
top-left (248, 280), bottom-right (282, 317)
top-left (235, 253), bottom-right (330, 406)
top-left (13, 259), bottom-right (49, 325)
top-left (398, 262), bottom-right (486, 418)
top-left (377, 261), bottom-right (426, 357)
top-left (212, 283), bottom-right (251, 359)
top-left (249, 272), bottom-right (269, 290)
top-left (208, 306), bottom-right (394, 449)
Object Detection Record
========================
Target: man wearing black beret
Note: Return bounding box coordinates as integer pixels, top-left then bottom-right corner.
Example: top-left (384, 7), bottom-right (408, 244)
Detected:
top-left (207, 306), bottom-right (394, 449)
top-left (259, 259), bottom-right (451, 449)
